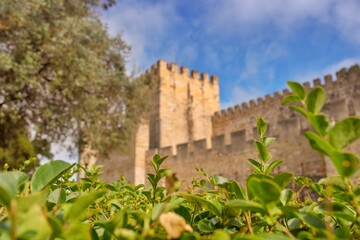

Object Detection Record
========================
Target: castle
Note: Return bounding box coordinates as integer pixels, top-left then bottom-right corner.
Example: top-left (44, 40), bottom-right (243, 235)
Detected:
top-left (84, 60), bottom-right (360, 185)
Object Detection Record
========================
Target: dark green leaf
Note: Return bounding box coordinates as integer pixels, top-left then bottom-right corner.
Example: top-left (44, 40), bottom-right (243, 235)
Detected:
top-left (304, 131), bottom-right (334, 156)
top-left (318, 176), bottom-right (345, 190)
top-left (247, 175), bottom-right (281, 203)
top-left (48, 188), bottom-right (66, 205)
top-left (263, 137), bottom-right (276, 147)
top-left (256, 118), bottom-right (267, 137)
top-left (307, 113), bottom-right (330, 136)
top-left (156, 168), bottom-right (169, 181)
top-left (248, 159), bottom-right (262, 172)
top-left (147, 173), bottom-right (156, 189)
top-left (255, 141), bottom-right (271, 162)
top-left (329, 117), bottom-right (360, 149)
top-left (197, 219), bottom-right (215, 233)
top-left (221, 180), bottom-right (245, 199)
top-left (180, 194), bottom-right (222, 217)
top-left (31, 160), bottom-right (74, 192)
top-left (65, 190), bottom-right (106, 221)
top-left (289, 106), bottom-right (308, 117)
top-left (151, 203), bottom-right (166, 220)
top-left (280, 189), bottom-right (293, 206)
top-left (273, 172), bottom-right (293, 188)
top-left (0, 171), bottom-right (28, 206)
top-left (306, 87), bottom-right (326, 114)
top-left (151, 155), bottom-right (167, 170)
top-left (214, 175), bottom-right (229, 185)
top-left (225, 199), bottom-right (266, 214)
top-left (282, 95), bottom-right (301, 105)
top-left (211, 229), bottom-right (231, 240)
top-left (329, 151), bottom-right (360, 177)
top-left (174, 205), bottom-right (192, 223)
top-left (287, 81), bottom-right (306, 100)
top-left (265, 160), bottom-right (283, 175)
top-left (296, 212), bottom-right (325, 229)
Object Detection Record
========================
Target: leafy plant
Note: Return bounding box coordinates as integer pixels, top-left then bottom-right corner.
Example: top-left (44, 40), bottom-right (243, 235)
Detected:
top-left (0, 81), bottom-right (360, 239)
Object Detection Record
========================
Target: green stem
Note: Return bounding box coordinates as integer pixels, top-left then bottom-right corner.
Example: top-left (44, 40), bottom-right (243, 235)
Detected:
top-left (276, 222), bottom-right (295, 240)
top-left (10, 200), bottom-right (17, 240)
top-left (343, 177), bottom-right (360, 217)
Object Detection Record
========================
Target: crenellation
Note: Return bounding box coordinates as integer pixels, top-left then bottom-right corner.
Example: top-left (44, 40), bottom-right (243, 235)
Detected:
top-left (150, 60), bottom-right (219, 86)
top-left (249, 100), bottom-right (256, 108)
top-left (324, 74), bottom-right (333, 88)
top-left (209, 64), bottom-right (360, 129)
top-left (274, 91), bottom-right (282, 100)
top-left (214, 112), bottom-right (221, 118)
top-left (303, 82), bottom-right (311, 91)
top-left (242, 102), bottom-right (249, 110)
top-left (313, 78), bottom-right (321, 87)
top-left (201, 73), bottom-right (209, 81)
top-left (221, 109), bottom-right (228, 116)
top-left (212, 134), bottom-right (226, 152)
top-left (349, 64), bottom-right (360, 81)
top-left (169, 63), bottom-right (179, 73)
top-left (177, 143), bottom-right (188, 160)
top-left (159, 146), bottom-right (173, 157)
top-left (210, 75), bottom-right (218, 84)
top-left (336, 68), bottom-right (348, 83)
top-left (191, 70), bottom-right (199, 79)
top-left (101, 60), bottom-right (360, 186)
top-left (230, 130), bottom-right (247, 152)
top-left (257, 97), bottom-right (265, 105)
top-left (193, 139), bottom-right (207, 151)
top-left (282, 89), bottom-right (291, 95)
top-left (227, 107), bottom-right (236, 115)
top-left (265, 94), bottom-right (274, 104)
top-left (180, 66), bottom-right (189, 75)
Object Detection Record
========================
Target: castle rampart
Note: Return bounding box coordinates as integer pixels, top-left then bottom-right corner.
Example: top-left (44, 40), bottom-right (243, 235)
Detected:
top-left (143, 64), bottom-right (360, 185)
top-left (95, 61), bottom-right (360, 185)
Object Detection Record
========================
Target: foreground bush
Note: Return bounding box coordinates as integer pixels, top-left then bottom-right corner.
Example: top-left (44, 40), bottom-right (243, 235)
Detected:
top-left (0, 82), bottom-right (360, 239)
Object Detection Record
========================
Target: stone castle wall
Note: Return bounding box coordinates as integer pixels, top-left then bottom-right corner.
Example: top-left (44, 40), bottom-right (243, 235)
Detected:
top-left (144, 63), bottom-right (360, 186)
top-left (95, 61), bottom-right (360, 185)
top-left (146, 60), bottom-right (220, 151)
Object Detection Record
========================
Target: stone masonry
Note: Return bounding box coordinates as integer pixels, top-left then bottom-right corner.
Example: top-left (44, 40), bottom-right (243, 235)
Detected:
top-left (94, 60), bottom-right (360, 186)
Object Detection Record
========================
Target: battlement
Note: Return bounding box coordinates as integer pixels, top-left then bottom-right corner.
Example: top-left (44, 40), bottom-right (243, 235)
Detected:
top-left (147, 59), bottom-right (219, 84)
top-left (101, 60), bottom-right (360, 185)
top-left (213, 90), bottom-right (287, 120)
top-left (212, 64), bottom-right (360, 121)
top-left (145, 115), bottom-right (303, 162)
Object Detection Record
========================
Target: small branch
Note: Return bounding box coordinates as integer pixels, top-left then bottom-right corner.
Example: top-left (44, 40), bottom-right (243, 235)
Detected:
top-left (10, 200), bottom-right (17, 240)
top-left (276, 221), bottom-right (295, 240)
top-left (95, 202), bottom-right (109, 220)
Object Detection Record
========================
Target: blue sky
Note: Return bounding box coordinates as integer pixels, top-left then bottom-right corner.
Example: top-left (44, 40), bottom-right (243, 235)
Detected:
top-left (101, 0), bottom-right (360, 108)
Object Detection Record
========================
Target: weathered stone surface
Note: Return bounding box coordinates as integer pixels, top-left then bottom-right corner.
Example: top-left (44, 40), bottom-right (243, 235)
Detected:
top-left (92, 61), bottom-right (360, 185)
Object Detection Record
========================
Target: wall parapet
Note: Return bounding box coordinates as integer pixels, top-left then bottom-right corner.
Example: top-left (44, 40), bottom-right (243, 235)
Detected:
top-left (212, 64), bottom-right (360, 121)
top-left (145, 117), bottom-right (303, 162)
top-left (146, 59), bottom-right (219, 85)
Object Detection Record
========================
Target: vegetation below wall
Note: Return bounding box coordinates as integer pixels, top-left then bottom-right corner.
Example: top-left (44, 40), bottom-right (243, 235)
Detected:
top-left (1, 83), bottom-right (360, 239)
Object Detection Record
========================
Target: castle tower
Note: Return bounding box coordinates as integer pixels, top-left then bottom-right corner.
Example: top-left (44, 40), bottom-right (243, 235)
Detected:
top-left (148, 60), bottom-right (220, 153)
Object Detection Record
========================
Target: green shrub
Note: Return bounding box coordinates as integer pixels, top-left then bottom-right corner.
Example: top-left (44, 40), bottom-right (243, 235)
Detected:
top-left (0, 82), bottom-right (360, 239)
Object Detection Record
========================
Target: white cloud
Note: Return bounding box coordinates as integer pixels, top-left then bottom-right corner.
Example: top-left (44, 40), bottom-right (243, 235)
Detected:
top-left (240, 42), bottom-right (286, 81)
top-left (221, 86), bottom-right (266, 109)
top-left (203, 0), bottom-right (360, 45)
top-left (331, 0), bottom-right (360, 45)
top-left (221, 58), bottom-right (360, 109)
top-left (203, 0), bottom-right (328, 36)
top-left (102, 1), bottom-right (179, 70)
top-left (291, 58), bottom-right (360, 84)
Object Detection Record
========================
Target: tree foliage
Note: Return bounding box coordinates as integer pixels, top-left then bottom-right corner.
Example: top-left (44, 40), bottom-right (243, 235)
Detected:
top-left (0, 0), bottom-right (150, 168)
